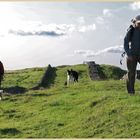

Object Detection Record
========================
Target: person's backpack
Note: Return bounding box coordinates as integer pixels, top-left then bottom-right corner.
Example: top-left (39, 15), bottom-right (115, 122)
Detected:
top-left (127, 24), bottom-right (135, 41)
top-left (120, 25), bottom-right (135, 65)
top-left (0, 61), bottom-right (4, 76)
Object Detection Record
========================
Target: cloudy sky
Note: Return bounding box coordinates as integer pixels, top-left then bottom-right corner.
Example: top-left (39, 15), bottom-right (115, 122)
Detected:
top-left (0, 1), bottom-right (140, 70)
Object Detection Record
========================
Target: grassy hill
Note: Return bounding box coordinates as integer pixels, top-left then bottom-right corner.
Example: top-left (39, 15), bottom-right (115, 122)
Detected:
top-left (1, 64), bottom-right (140, 138)
top-left (98, 64), bottom-right (126, 79)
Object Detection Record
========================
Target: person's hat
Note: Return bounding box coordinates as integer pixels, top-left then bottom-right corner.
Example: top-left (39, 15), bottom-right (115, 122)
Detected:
top-left (135, 15), bottom-right (140, 23)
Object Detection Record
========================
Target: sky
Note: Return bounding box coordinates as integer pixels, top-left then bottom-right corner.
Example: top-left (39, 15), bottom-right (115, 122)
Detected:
top-left (0, 1), bottom-right (140, 70)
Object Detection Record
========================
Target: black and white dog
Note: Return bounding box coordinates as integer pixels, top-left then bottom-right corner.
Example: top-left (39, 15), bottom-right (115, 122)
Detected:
top-left (66, 69), bottom-right (78, 86)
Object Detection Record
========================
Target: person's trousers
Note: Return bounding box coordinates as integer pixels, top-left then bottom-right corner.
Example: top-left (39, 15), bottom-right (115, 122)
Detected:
top-left (126, 56), bottom-right (140, 94)
top-left (0, 75), bottom-right (3, 88)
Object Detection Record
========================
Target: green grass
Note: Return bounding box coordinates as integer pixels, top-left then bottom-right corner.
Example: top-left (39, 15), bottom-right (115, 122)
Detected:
top-left (0, 64), bottom-right (140, 138)
top-left (3, 67), bottom-right (46, 89)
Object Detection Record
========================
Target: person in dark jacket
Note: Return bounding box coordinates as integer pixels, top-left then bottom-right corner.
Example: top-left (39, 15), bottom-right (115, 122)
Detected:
top-left (0, 61), bottom-right (4, 88)
top-left (124, 15), bottom-right (140, 95)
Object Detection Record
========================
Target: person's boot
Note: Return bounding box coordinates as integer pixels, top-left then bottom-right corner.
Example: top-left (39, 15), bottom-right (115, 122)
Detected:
top-left (128, 90), bottom-right (135, 95)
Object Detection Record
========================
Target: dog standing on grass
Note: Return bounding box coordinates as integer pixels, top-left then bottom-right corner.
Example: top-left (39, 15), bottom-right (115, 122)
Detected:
top-left (66, 69), bottom-right (78, 86)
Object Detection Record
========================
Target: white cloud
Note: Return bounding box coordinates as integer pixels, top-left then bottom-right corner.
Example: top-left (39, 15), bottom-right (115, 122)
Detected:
top-left (95, 9), bottom-right (113, 27)
top-left (74, 50), bottom-right (94, 55)
top-left (95, 16), bottom-right (105, 24)
top-left (77, 16), bottom-right (85, 24)
top-left (8, 22), bottom-right (96, 37)
top-left (78, 24), bottom-right (96, 32)
top-left (103, 9), bottom-right (113, 17)
top-left (74, 45), bottom-right (123, 58)
top-left (130, 1), bottom-right (140, 10)
top-left (9, 23), bottom-right (75, 37)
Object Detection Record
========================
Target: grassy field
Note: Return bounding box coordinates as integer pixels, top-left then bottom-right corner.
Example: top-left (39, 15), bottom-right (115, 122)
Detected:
top-left (0, 64), bottom-right (140, 138)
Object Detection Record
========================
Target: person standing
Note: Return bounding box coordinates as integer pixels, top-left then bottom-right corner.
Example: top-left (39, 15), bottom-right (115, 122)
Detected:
top-left (0, 61), bottom-right (4, 88)
top-left (124, 15), bottom-right (140, 95)
top-left (0, 61), bottom-right (4, 100)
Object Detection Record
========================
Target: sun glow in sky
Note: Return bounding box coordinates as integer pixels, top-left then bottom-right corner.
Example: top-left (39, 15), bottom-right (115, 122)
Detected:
top-left (0, 2), bottom-right (22, 35)
top-left (0, 2), bottom-right (140, 70)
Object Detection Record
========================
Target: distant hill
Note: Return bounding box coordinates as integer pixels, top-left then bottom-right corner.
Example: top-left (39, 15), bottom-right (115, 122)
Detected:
top-left (98, 64), bottom-right (127, 80)
top-left (3, 64), bottom-right (126, 90)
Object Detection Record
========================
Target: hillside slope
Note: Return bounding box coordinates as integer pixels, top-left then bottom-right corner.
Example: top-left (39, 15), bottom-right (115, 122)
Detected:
top-left (0, 64), bottom-right (140, 138)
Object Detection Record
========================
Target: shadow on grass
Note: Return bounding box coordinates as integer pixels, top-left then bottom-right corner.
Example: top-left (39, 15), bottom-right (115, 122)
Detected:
top-left (3, 86), bottom-right (27, 94)
top-left (30, 93), bottom-right (54, 97)
top-left (0, 128), bottom-right (21, 135)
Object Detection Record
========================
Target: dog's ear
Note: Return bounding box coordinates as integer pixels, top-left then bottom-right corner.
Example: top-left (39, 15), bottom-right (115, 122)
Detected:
top-left (67, 70), bottom-right (70, 74)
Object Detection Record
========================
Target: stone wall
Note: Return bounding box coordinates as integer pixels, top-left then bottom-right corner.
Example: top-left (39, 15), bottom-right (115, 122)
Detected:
top-left (33, 64), bottom-right (56, 89)
top-left (86, 61), bottom-right (100, 80)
